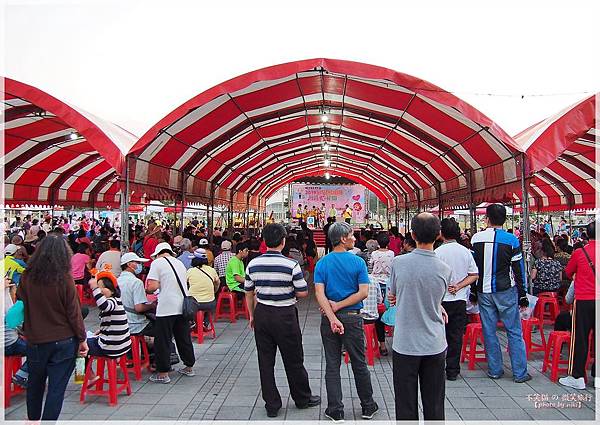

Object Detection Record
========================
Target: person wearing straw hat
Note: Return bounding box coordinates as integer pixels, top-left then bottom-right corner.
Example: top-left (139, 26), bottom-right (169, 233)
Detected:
top-left (146, 242), bottom-right (195, 383)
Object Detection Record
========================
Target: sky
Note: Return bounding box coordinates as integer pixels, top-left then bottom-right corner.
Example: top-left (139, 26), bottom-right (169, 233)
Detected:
top-left (3, 0), bottom-right (599, 145)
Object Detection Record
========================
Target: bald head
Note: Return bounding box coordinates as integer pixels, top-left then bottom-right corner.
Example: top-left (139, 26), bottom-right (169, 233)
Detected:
top-left (410, 213), bottom-right (441, 244)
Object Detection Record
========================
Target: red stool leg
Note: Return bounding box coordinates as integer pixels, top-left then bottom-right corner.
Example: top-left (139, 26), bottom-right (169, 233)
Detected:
top-left (130, 336), bottom-right (142, 381)
top-left (107, 359), bottom-right (118, 406)
top-left (542, 332), bottom-right (554, 373)
top-left (119, 356), bottom-right (132, 396)
top-left (229, 294), bottom-right (237, 323)
top-left (344, 351), bottom-right (350, 364)
top-left (206, 312), bottom-right (216, 339)
top-left (196, 311), bottom-right (205, 344)
top-left (4, 357), bottom-right (14, 407)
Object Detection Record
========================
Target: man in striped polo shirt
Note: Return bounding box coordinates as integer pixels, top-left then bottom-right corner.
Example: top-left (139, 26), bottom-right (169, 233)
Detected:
top-left (245, 223), bottom-right (321, 418)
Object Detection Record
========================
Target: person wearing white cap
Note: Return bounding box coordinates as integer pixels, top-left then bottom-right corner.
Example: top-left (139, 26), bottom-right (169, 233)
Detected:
top-left (198, 238), bottom-right (214, 267)
top-left (117, 253), bottom-right (154, 336)
top-left (186, 248), bottom-right (220, 329)
top-left (146, 242), bottom-right (195, 383)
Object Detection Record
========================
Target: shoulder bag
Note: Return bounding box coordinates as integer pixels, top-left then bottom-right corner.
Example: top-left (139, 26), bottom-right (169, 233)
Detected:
top-left (164, 257), bottom-right (198, 321)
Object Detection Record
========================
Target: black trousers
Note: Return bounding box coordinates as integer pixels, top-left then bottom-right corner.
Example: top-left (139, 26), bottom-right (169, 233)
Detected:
top-left (569, 300), bottom-right (596, 379)
top-left (393, 350), bottom-right (446, 421)
top-left (442, 300), bottom-right (467, 377)
top-left (254, 303), bottom-right (312, 410)
top-left (154, 314), bottom-right (195, 373)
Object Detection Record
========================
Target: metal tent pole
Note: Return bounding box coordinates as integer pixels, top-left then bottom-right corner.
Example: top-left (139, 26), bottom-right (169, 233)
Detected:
top-left (245, 193), bottom-right (250, 238)
top-left (437, 183), bottom-right (443, 220)
top-left (519, 153), bottom-right (532, 293)
top-left (119, 155), bottom-right (130, 251)
top-left (467, 170), bottom-right (476, 235)
top-left (179, 174), bottom-right (186, 236)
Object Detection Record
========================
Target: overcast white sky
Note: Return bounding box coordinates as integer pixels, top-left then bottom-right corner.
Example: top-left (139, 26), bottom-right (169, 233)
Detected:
top-left (3, 0), bottom-right (599, 142)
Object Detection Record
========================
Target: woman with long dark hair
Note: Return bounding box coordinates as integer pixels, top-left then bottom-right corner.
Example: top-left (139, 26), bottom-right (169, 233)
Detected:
top-left (16, 233), bottom-right (88, 421)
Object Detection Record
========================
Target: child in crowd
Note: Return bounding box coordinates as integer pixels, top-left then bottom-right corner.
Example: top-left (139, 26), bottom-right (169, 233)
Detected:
top-left (85, 267), bottom-right (131, 382)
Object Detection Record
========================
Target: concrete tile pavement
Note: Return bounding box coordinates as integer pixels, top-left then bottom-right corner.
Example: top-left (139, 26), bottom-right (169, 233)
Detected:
top-left (4, 286), bottom-right (596, 422)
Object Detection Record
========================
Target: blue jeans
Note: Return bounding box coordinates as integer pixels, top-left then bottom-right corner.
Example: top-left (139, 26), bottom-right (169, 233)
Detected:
top-left (26, 337), bottom-right (78, 420)
top-left (479, 286), bottom-right (528, 379)
top-left (5, 337), bottom-right (29, 377)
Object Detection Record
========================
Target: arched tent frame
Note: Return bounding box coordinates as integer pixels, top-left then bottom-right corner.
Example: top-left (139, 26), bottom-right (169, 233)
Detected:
top-left (128, 58), bottom-right (526, 228)
top-left (512, 94), bottom-right (597, 213)
top-left (2, 78), bottom-right (140, 209)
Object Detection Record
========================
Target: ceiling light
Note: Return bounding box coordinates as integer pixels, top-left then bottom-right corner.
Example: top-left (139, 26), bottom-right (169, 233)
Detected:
top-left (322, 143), bottom-right (329, 151)
top-left (320, 114), bottom-right (328, 123)
top-left (69, 132), bottom-right (79, 140)
top-left (324, 159), bottom-right (331, 167)
top-left (325, 172), bottom-right (330, 179)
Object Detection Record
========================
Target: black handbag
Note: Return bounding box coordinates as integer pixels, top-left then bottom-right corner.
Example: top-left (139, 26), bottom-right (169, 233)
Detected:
top-left (164, 257), bottom-right (198, 321)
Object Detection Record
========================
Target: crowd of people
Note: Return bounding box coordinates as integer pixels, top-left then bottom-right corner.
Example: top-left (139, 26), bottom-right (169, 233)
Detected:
top-left (1, 207), bottom-right (597, 421)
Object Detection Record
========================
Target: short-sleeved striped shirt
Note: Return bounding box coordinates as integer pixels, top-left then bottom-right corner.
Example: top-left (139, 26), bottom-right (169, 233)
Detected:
top-left (244, 251), bottom-right (308, 307)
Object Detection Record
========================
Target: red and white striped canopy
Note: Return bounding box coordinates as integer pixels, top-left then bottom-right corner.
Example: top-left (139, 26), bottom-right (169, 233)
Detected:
top-left (3, 78), bottom-right (139, 208)
top-left (130, 58), bottom-right (523, 210)
top-left (514, 94), bottom-right (597, 211)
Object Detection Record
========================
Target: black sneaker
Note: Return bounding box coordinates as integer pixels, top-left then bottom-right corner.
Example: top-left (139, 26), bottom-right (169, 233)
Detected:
top-left (446, 374), bottom-right (458, 381)
top-left (266, 407), bottom-right (280, 418)
top-left (296, 395), bottom-right (321, 409)
top-left (324, 409), bottom-right (344, 423)
top-left (514, 373), bottom-right (532, 383)
top-left (361, 402), bottom-right (379, 420)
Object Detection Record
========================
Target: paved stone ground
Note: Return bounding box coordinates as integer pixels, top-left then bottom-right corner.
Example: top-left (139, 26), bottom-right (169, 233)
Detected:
top-left (5, 287), bottom-right (597, 422)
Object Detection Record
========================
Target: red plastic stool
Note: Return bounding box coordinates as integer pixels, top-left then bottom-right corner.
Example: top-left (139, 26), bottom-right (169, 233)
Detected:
top-left (191, 310), bottom-right (217, 344)
top-left (585, 332), bottom-right (595, 374)
top-left (215, 288), bottom-right (236, 323)
top-left (461, 323), bottom-right (487, 370)
top-left (384, 325), bottom-right (393, 337)
top-left (4, 356), bottom-right (25, 407)
top-left (542, 331), bottom-right (570, 382)
top-left (235, 295), bottom-right (250, 320)
top-left (127, 335), bottom-right (150, 381)
top-left (468, 313), bottom-right (481, 323)
top-left (535, 292), bottom-right (560, 325)
top-left (521, 317), bottom-right (546, 359)
top-left (344, 323), bottom-right (381, 366)
top-left (80, 355), bottom-right (132, 406)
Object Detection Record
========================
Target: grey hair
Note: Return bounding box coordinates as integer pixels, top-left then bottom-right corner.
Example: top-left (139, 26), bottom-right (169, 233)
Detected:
top-left (180, 238), bottom-right (192, 250)
top-left (328, 222), bottom-right (354, 247)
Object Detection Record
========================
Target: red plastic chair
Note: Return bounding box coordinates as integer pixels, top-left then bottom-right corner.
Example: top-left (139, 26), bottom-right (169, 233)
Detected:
top-left (460, 323), bottom-right (487, 370)
top-left (521, 317), bottom-right (546, 359)
top-left (542, 331), bottom-right (571, 382)
top-left (215, 288), bottom-right (236, 323)
top-left (4, 356), bottom-right (25, 407)
top-left (191, 310), bottom-right (217, 344)
top-left (535, 292), bottom-right (560, 325)
top-left (344, 323), bottom-right (380, 366)
top-left (127, 335), bottom-right (150, 381)
top-left (80, 355), bottom-right (132, 406)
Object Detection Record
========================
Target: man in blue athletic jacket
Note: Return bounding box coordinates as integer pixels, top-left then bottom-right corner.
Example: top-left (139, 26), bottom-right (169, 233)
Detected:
top-left (470, 204), bottom-right (531, 383)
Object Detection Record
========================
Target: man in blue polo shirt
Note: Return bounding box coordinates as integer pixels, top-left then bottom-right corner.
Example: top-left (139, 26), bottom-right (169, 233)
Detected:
top-left (314, 222), bottom-right (378, 423)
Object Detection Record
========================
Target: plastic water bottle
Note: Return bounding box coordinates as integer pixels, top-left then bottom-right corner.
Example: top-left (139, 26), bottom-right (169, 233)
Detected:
top-left (74, 357), bottom-right (85, 384)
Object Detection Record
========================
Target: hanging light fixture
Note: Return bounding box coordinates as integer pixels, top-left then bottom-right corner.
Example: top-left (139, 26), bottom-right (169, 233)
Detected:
top-left (324, 159), bottom-right (331, 167)
top-left (69, 132), bottom-right (79, 140)
top-left (322, 142), bottom-right (329, 151)
top-left (325, 172), bottom-right (331, 179)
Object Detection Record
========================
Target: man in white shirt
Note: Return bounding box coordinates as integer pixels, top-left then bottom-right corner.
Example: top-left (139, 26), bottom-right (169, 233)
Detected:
top-left (146, 242), bottom-right (195, 383)
top-left (435, 218), bottom-right (478, 381)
